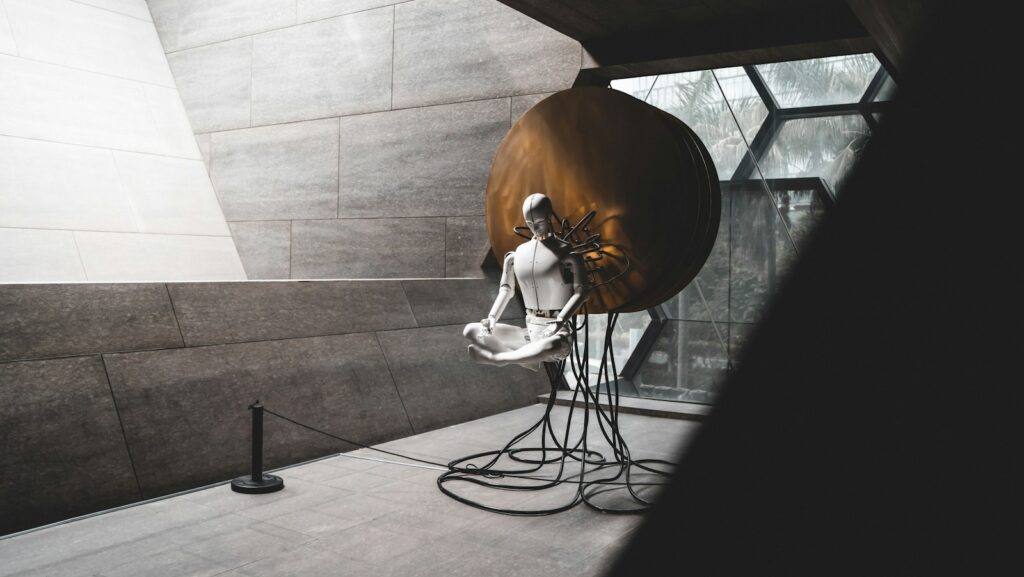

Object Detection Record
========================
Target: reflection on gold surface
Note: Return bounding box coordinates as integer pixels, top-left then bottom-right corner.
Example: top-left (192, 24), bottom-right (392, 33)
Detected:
top-left (485, 87), bottom-right (720, 313)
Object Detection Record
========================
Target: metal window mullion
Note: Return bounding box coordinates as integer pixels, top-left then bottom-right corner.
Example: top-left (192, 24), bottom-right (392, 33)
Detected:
top-left (744, 64), bottom-right (779, 113)
top-left (860, 66), bottom-right (888, 103)
top-left (731, 112), bottom-right (782, 180)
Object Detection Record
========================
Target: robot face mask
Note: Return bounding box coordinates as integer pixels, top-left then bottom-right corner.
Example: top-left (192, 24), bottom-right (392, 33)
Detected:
top-left (522, 193), bottom-right (552, 238)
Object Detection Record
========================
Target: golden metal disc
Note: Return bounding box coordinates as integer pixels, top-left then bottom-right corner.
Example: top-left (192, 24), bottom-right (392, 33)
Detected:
top-left (485, 86), bottom-right (720, 314)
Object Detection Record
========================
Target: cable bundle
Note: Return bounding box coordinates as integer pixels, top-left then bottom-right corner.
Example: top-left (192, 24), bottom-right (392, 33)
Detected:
top-left (437, 312), bottom-right (675, 515)
top-left (264, 312), bottom-right (675, 516)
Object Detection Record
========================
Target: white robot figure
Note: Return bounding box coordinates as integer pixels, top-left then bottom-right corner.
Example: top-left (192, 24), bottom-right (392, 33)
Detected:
top-left (464, 193), bottom-right (589, 367)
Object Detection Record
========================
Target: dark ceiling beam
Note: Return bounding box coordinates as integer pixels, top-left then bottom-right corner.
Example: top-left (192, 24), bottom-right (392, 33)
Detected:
top-left (574, 36), bottom-right (875, 87)
top-left (496, 0), bottom-right (615, 40)
top-left (845, 0), bottom-right (931, 81)
top-left (498, 1), bottom-right (874, 85)
top-left (580, 6), bottom-right (870, 68)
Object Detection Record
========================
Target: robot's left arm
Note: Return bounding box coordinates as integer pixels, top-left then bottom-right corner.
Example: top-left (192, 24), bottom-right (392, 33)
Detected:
top-left (555, 254), bottom-right (589, 328)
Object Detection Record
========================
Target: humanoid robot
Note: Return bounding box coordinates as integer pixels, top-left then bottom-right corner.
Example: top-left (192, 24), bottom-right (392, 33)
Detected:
top-left (463, 193), bottom-right (588, 367)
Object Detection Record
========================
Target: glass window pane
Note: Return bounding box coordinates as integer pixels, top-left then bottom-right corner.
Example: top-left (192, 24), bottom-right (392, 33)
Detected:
top-left (563, 311), bottom-right (651, 385)
top-left (632, 320), bottom-right (730, 404)
top-left (729, 185), bottom-right (828, 323)
top-left (661, 187), bottom-right (730, 323)
top-left (756, 53), bottom-right (881, 108)
top-left (612, 69), bottom-right (767, 179)
top-left (758, 115), bottom-right (870, 192)
top-left (610, 75), bottom-right (657, 101)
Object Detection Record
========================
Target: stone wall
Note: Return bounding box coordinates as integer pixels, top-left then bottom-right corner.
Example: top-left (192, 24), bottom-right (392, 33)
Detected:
top-left (0, 279), bottom-right (546, 535)
top-left (0, 0), bottom-right (244, 282)
top-left (148, 0), bottom-right (582, 278)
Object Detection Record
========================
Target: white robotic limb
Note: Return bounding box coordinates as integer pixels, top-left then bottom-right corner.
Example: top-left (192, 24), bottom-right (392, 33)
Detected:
top-left (463, 194), bottom-right (589, 368)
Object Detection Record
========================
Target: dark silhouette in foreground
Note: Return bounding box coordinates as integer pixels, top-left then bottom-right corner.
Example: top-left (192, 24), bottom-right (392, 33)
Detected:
top-left (608, 8), bottom-right (1013, 575)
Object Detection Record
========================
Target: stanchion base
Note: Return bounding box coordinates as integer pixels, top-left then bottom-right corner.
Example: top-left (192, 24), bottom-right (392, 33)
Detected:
top-left (231, 474), bottom-right (284, 494)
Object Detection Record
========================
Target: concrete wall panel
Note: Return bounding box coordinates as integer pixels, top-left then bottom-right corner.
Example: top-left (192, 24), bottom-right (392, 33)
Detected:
top-left (167, 37), bottom-right (252, 133)
top-left (392, 0), bottom-right (580, 108)
top-left (377, 323), bottom-right (548, 433)
top-left (104, 333), bottom-right (413, 497)
top-left (210, 119), bottom-right (339, 222)
top-left (337, 98), bottom-right (508, 218)
top-left (291, 218), bottom-right (445, 279)
top-left (251, 8), bottom-right (393, 125)
top-left (0, 283), bottom-right (182, 362)
top-left (0, 356), bottom-right (141, 535)
top-left (167, 280), bottom-right (417, 346)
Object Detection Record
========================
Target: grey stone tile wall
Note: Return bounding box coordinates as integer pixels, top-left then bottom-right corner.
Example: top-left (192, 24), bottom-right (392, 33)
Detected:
top-left (445, 215), bottom-right (489, 278)
top-left (104, 333), bottom-right (413, 497)
top-left (291, 218), bottom-right (445, 279)
top-left (1, 279), bottom-right (547, 535)
top-left (167, 281), bottom-right (417, 346)
top-left (161, 0), bottom-right (296, 52)
top-left (377, 323), bottom-right (548, 432)
top-left (149, 0), bottom-right (582, 279)
top-left (0, 284), bottom-right (183, 362)
top-left (251, 8), bottom-right (393, 125)
top-left (337, 98), bottom-right (508, 218)
top-left (228, 221), bottom-right (292, 279)
top-left (400, 278), bottom-right (522, 328)
top-left (297, 0), bottom-right (403, 23)
top-left (0, 356), bottom-right (141, 535)
top-left (195, 133), bottom-right (211, 166)
top-left (511, 92), bottom-right (554, 123)
top-left (167, 36), bottom-right (252, 133)
top-left (392, 0), bottom-right (580, 108)
top-left (210, 118), bottom-right (340, 222)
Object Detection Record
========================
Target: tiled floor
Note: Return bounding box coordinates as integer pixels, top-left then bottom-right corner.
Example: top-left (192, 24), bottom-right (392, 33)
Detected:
top-left (0, 404), bottom-right (698, 577)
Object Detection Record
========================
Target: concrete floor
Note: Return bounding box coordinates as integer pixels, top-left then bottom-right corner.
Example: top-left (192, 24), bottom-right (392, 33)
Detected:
top-left (0, 404), bottom-right (698, 577)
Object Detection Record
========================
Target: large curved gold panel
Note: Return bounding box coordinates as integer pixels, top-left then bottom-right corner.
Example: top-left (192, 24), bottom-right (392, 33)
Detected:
top-left (485, 87), bottom-right (720, 313)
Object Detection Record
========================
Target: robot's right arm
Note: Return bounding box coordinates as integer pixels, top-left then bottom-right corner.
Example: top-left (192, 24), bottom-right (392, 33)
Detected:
top-left (483, 252), bottom-right (516, 331)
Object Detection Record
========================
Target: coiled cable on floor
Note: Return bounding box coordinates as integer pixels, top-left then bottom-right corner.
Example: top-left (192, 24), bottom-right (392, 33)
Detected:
top-left (263, 311), bottom-right (676, 516)
top-left (437, 311), bottom-right (676, 516)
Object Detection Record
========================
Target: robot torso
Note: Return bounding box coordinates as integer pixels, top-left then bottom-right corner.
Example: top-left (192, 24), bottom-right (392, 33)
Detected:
top-left (514, 238), bottom-right (576, 311)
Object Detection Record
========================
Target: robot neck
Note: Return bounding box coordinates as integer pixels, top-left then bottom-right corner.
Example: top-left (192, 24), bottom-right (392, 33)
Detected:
top-left (533, 232), bottom-right (553, 241)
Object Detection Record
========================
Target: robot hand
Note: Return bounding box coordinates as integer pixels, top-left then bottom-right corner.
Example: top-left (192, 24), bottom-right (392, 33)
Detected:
top-left (552, 317), bottom-right (568, 334)
top-left (480, 316), bottom-right (496, 334)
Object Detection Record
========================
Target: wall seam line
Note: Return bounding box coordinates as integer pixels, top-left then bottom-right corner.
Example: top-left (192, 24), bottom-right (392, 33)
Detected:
top-left (398, 281), bottom-right (419, 328)
top-left (99, 354), bottom-right (146, 499)
top-left (336, 117), bottom-right (341, 219)
top-left (0, 132), bottom-right (203, 162)
top-left (202, 93), bottom-right (534, 135)
top-left (219, 214), bottom-right (485, 223)
top-left (162, 0), bottom-right (417, 56)
top-left (0, 51), bottom-right (177, 89)
top-left (65, 0), bottom-right (151, 22)
top-left (248, 36), bottom-right (254, 127)
top-left (0, 0), bottom-right (21, 56)
top-left (69, 231), bottom-right (90, 281)
top-left (0, 317), bottom-right (531, 365)
top-left (373, 332), bottom-right (417, 435)
top-left (0, 225), bottom-right (235, 239)
top-left (390, 4), bottom-right (395, 110)
top-left (163, 283), bottom-right (187, 347)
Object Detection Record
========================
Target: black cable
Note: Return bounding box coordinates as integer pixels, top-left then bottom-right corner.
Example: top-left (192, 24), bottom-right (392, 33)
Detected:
top-left (262, 407), bottom-right (449, 469)
top-left (437, 310), bottom-right (677, 516)
top-left (264, 403), bottom-right (666, 488)
top-left (262, 309), bottom-right (677, 516)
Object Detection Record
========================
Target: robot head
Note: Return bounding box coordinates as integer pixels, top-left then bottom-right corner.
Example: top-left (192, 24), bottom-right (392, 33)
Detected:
top-left (522, 193), bottom-right (553, 238)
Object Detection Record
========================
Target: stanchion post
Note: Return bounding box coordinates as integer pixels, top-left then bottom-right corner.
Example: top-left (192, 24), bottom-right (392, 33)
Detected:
top-left (231, 400), bottom-right (285, 494)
